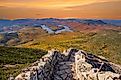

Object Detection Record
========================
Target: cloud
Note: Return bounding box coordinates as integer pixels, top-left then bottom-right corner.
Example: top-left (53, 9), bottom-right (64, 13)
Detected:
top-left (64, 1), bottom-right (121, 19)
top-left (0, 0), bottom-right (119, 8)
top-left (0, 0), bottom-right (121, 19)
top-left (0, 6), bottom-right (7, 8)
top-left (66, 0), bottom-right (121, 9)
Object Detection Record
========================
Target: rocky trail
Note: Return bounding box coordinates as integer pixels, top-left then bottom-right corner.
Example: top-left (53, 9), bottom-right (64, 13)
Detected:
top-left (11, 49), bottom-right (121, 80)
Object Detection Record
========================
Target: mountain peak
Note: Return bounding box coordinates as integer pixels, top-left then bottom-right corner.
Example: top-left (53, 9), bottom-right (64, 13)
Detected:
top-left (14, 48), bottom-right (121, 80)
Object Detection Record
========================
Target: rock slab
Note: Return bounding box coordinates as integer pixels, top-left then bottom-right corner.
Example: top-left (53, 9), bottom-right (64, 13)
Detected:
top-left (12, 49), bottom-right (121, 80)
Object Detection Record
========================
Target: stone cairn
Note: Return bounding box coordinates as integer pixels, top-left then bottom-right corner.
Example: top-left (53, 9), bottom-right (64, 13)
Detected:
top-left (12, 48), bottom-right (121, 80)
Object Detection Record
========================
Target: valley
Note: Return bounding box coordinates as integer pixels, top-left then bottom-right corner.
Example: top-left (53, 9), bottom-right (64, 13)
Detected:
top-left (0, 18), bottom-right (121, 80)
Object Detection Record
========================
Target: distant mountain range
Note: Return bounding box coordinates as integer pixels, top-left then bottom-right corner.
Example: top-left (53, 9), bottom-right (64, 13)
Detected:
top-left (103, 20), bottom-right (121, 26)
top-left (0, 18), bottom-right (121, 46)
top-left (0, 18), bottom-right (121, 33)
top-left (0, 18), bottom-right (121, 27)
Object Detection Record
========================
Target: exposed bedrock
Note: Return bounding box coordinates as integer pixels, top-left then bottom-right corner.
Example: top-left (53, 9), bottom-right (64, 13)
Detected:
top-left (13, 49), bottom-right (121, 80)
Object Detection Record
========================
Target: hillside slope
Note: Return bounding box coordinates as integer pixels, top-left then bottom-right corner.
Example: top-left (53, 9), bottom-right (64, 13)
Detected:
top-left (0, 47), bottom-right (47, 80)
top-left (16, 29), bottom-right (121, 64)
top-left (14, 49), bottom-right (121, 80)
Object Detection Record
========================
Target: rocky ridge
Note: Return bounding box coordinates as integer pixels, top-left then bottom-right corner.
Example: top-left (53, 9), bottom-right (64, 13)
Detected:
top-left (12, 49), bottom-right (121, 80)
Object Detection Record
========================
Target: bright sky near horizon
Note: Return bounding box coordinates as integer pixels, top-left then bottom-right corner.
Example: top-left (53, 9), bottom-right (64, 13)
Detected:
top-left (0, 0), bottom-right (121, 19)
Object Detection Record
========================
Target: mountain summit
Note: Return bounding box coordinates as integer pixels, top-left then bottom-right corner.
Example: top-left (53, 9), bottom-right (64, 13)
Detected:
top-left (14, 49), bottom-right (121, 80)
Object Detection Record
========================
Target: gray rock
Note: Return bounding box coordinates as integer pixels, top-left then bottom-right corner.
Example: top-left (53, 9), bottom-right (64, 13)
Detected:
top-left (14, 49), bottom-right (121, 80)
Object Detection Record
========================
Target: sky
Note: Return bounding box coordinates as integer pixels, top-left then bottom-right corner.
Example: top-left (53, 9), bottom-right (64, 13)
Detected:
top-left (0, 0), bottom-right (121, 19)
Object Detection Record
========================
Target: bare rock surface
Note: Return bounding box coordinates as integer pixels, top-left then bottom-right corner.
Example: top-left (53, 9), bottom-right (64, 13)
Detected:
top-left (13, 49), bottom-right (121, 80)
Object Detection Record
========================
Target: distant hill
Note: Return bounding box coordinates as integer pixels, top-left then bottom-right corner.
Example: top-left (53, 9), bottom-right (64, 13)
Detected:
top-left (0, 18), bottom-right (120, 33)
top-left (0, 18), bottom-right (121, 46)
top-left (103, 20), bottom-right (121, 26)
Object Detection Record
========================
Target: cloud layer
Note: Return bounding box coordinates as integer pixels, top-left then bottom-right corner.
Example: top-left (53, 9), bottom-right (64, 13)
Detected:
top-left (0, 0), bottom-right (120, 19)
